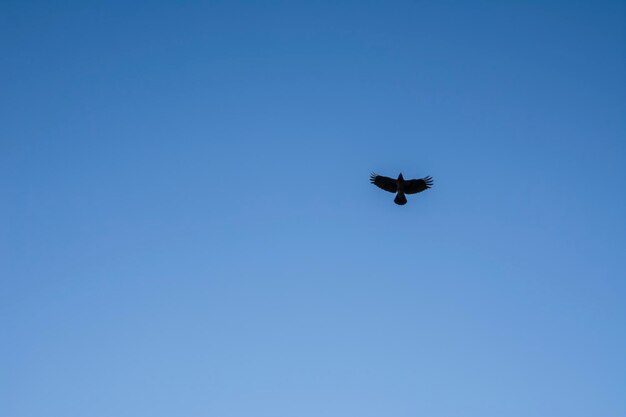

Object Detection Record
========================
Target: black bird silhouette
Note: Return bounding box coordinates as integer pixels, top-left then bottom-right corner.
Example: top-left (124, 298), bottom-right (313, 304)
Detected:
top-left (370, 173), bottom-right (433, 205)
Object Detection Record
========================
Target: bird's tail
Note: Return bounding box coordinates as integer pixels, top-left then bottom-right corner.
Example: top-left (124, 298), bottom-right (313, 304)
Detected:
top-left (394, 192), bottom-right (407, 205)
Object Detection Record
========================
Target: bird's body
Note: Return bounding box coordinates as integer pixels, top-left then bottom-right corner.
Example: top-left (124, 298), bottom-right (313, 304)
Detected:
top-left (370, 172), bottom-right (433, 205)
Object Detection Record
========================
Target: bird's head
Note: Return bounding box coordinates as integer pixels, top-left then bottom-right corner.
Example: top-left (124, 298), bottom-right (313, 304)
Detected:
top-left (398, 173), bottom-right (404, 181)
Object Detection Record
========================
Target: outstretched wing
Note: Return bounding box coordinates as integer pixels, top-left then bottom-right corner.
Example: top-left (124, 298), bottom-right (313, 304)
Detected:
top-left (404, 176), bottom-right (433, 194)
top-left (370, 173), bottom-right (397, 193)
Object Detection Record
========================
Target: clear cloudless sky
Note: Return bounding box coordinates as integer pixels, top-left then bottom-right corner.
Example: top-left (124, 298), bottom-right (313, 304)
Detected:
top-left (1, 1), bottom-right (625, 416)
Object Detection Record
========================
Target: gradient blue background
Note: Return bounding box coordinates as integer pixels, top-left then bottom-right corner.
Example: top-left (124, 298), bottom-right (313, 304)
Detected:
top-left (2, 1), bottom-right (625, 416)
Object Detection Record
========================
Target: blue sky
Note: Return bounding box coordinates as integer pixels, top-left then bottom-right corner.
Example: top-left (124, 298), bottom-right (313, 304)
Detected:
top-left (1, 1), bottom-right (625, 416)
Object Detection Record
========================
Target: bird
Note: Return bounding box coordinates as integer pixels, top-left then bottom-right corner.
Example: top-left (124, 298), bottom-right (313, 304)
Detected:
top-left (370, 172), bottom-right (433, 205)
